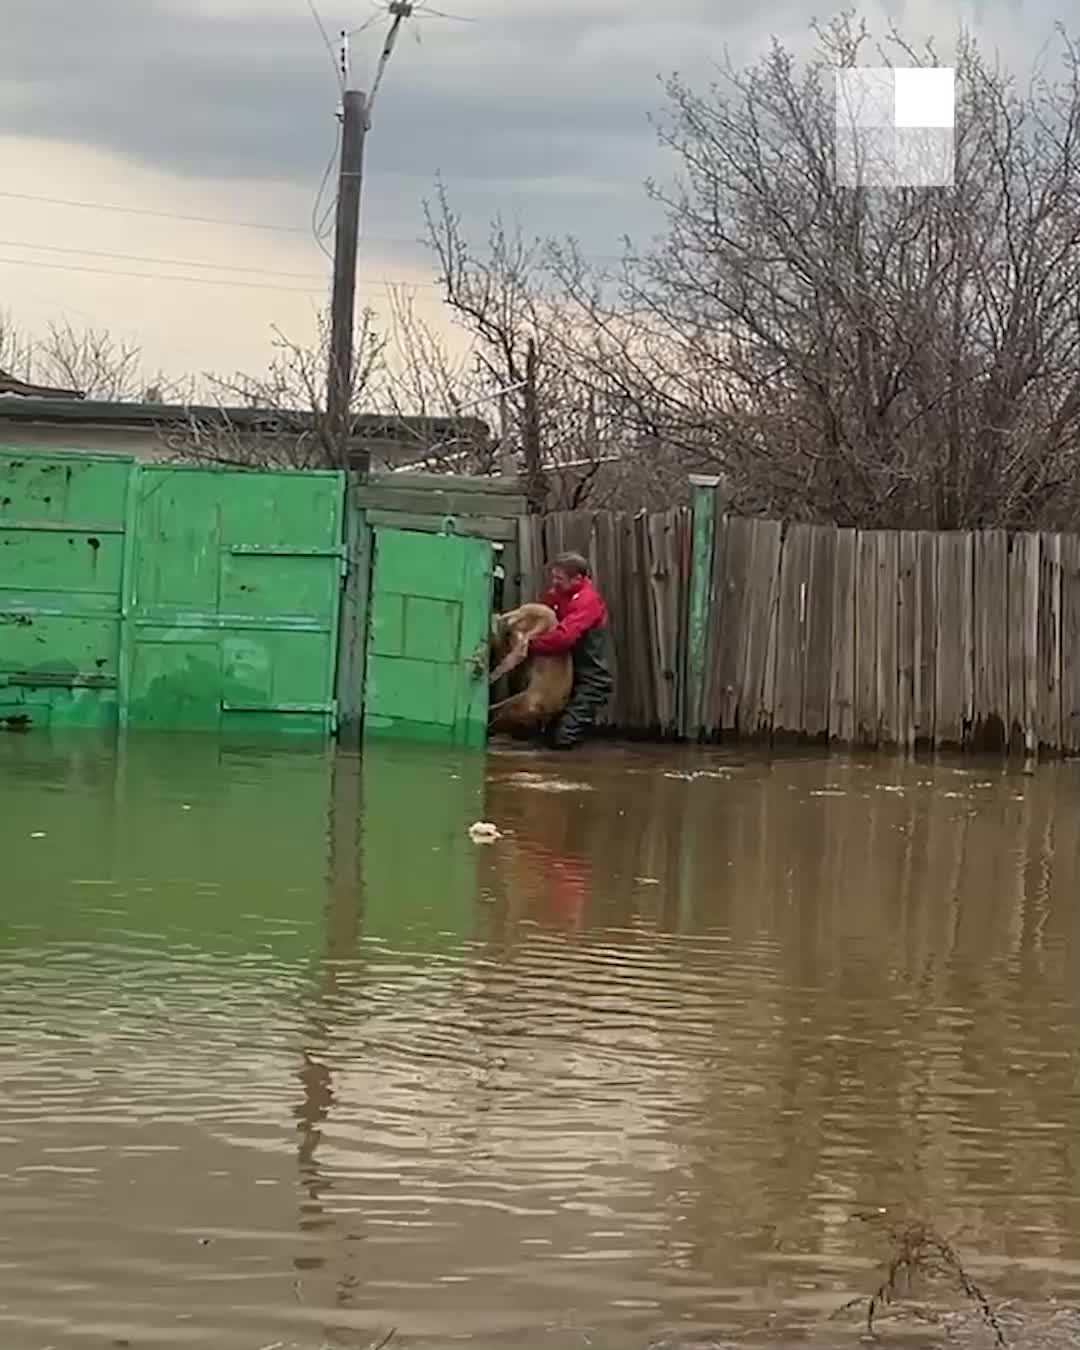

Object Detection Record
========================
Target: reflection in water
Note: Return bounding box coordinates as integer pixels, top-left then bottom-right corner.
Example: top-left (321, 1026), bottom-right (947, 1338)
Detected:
top-left (1, 735), bottom-right (1079, 1349)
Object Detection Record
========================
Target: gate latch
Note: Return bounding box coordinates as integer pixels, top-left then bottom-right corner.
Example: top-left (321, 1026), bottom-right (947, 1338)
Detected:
top-left (468, 640), bottom-right (488, 680)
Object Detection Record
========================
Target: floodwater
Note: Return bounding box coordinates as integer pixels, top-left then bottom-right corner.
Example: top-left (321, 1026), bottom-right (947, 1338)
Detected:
top-left (2, 735), bottom-right (1080, 1350)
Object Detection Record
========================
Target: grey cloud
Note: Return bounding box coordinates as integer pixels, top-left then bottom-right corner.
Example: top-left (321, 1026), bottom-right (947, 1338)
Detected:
top-left (2, 0), bottom-right (1070, 254)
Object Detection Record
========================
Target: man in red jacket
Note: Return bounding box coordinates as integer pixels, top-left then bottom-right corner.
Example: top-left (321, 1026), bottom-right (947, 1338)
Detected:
top-left (528, 552), bottom-right (614, 749)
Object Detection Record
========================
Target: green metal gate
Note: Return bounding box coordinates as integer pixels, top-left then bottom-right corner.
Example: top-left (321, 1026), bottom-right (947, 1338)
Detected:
top-left (363, 526), bottom-right (494, 746)
top-left (124, 465), bottom-right (345, 735)
top-left (1, 451), bottom-right (345, 735)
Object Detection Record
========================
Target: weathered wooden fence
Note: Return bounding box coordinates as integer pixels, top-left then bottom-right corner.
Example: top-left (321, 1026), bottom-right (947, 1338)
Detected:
top-left (701, 520), bottom-right (1080, 753)
top-left (518, 497), bottom-right (1080, 755)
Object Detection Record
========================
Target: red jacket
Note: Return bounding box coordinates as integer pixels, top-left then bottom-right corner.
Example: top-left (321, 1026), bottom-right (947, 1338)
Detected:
top-left (529, 576), bottom-right (608, 656)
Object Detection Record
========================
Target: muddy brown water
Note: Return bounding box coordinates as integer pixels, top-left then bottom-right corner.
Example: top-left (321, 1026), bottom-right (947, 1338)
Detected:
top-left (2, 734), bottom-right (1080, 1350)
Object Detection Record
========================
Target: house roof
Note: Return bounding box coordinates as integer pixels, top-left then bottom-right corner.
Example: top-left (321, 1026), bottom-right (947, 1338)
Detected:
top-left (0, 369), bottom-right (84, 400)
top-left (0, 393), bottom-right (489, 448)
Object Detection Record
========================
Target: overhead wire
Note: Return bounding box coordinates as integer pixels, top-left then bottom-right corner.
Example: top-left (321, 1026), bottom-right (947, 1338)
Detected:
top-left (311, 119), bottom-right (342, 261)
top-left (304, 0), bottom-right (346, 89)
top-left (0, 188), bottom-right (441, 253)
top-left (0, 254), bottom-right (439, 293)
top-left (0, 238), bottom-right (325, 280)
top-left (0, 189), bottom-right (310, 235)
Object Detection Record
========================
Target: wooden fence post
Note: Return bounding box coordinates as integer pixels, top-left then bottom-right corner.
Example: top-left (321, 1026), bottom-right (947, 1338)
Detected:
top-left (683, 475), bottom-right (722, 739)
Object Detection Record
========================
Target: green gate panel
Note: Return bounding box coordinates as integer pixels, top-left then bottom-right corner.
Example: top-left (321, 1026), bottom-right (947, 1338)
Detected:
top-left (128, 637), bottom-right (223, 731)
top-left (126, 465), bottom-right (345, 735)
top-left (0, 451), bottom-right (131, 728)
top-left (1, 451), bottom-right (346, 736)
top-left (363, 527), bottom-right (493, 747)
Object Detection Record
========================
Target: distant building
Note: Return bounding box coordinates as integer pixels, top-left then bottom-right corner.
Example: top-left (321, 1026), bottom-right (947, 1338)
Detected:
top-left (0, 391), bottom-right (490, 472)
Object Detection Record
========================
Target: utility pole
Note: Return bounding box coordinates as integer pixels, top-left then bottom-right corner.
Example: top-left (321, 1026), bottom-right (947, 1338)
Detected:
top-left (522, 337), bottom-right (547, 512)
top-left (326, 87), bottom-right (368, 468)
top-left (329, 3), bottom-right (413, 747)
top-left (325, 1), bottom-right (413, 468)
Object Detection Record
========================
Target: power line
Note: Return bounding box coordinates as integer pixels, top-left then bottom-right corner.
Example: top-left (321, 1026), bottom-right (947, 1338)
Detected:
top-left (0, 189), bottom-right (313, 236)
top-left (0, 188), bottom-right (435, 252)
top-left (0, 238), bottom-right (326, 280)
top-left (304, 0), bottom-right (346, 89)
top-left (0, 254), bottom-right (439, 293)
top-left (311, 121), bottom-right (342, 261)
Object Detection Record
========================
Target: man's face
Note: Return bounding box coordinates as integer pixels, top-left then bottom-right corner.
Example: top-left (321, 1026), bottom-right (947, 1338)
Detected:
top-left (549, 567), bottom-right (575, 594)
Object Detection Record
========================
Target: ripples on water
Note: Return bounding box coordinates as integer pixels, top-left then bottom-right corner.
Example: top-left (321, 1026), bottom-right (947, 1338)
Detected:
top-left (1, 734), bottom-right (1079, 1349)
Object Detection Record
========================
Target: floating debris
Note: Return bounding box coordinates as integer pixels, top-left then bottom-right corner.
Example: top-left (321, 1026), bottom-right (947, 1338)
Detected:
top-left (504, 772), bottom-right (594, 793)
top-left (468, 821), bottom-right (501, 843)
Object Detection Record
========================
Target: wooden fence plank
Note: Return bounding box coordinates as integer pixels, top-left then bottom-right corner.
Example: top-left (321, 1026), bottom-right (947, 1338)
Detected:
top-left (516, 515), bottom-right (544, 604)
top-left (854, 531), bottom-right (879, 746)
top-left (973, 529), bottom-right (1008, 750)
top-left (1007, 532), bottom-right (1040, 754)
top-left (1038, 532), bottom-right (1062, 751)
top-left (1007, 534), bottom-right (1024, 752)
top-left (740, 519), bottom-right (783, 739)
top-left (710, 516), bottom-right (754, 734)
top-left (647, 511), bottom-right (681, 735)
top-left (804, 526), bottom-right (837, 739)
top-left (699, 512), bottom-right (730, 738)
top-left (635, 512), bottom-right (661, 730)
top-left (773, 524), bottom-right (813, 736)
top-left (935, 532), bottom-right (973, 747)
top-left (757, 536), bottom-right (782, 738)
top-left (897, 532), bottom-right (917, 751)
top-left (1023, 533), bottom-right (1040, 755)
top-left (674, 508), bottom-right (692, 738)
top-left (356, 484), bottom-right (527, 518)
top-left (591, 512), bottom-right (621, 729)
top-left (874, 531), bottom-right (899, 745)
top-left (370, 470), bottom-right (524, 497)
top-left (1060, 534), bottom-right (1080, 754)
top-left (627, 514), bottom-right (652, 729)
top-left (916, 532), bottom-right (937, 745)
top-left (363, 509), bottom-right (518, 541)
top-left (829, 528), bottom-right (857, 744)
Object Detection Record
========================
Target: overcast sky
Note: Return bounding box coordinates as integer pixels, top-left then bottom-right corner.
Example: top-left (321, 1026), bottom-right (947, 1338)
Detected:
top-left (0, 0), bottom-right (1060, 383)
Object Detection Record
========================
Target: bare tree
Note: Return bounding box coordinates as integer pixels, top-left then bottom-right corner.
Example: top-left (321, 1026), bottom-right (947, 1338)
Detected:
top-left (557, 17), bottom-right (1080, 529)
top-left (32, 320), bottom-right (143, 401)
top-left (163, 310), bottom-right (386, 469)
top-left (426, 182), bottom-right (653, 507)
top-left (370, 285), bottom-right (495, 473)
top-left (0, 311), bottom-right (33, 381)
